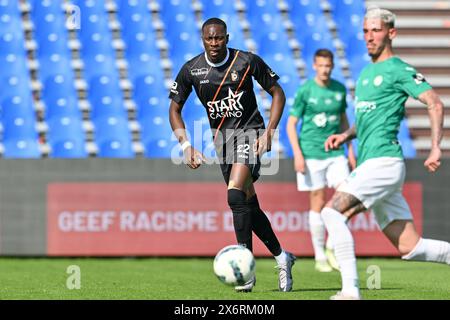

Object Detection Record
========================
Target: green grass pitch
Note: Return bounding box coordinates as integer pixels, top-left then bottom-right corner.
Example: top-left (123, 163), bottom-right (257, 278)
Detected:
top-left (0, 257), bottom-right (448, 300)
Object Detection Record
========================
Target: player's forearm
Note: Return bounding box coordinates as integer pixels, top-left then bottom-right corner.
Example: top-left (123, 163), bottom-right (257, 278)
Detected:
top-left (419, 90), bottom-right (444, 149)
top-left (286, 117), bottom-right (303, 157)
top-left (427, 100), bottom-right (444, 149)
top-left (266, 85), bottom-right (286, 133)
top-left (342, 125), bottom-right (357, 142)
top-left (169, 102), bottom-right (189, 144)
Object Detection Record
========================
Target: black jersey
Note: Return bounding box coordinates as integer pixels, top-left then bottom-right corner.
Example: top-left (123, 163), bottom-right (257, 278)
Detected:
top-left (169, 48), bottom-right (280, 135)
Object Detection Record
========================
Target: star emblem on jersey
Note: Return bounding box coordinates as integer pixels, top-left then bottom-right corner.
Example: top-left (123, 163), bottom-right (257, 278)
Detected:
top-left (231, 70), bottom-right (239, 82)
top-left (335, 93), bottom-right (343, 101)
top-left (207, 88), bottom-right (244, 120)
top-left (373, 75), bottom-right (383, 87)
top-left (362, 79), bottom-right (369, 86)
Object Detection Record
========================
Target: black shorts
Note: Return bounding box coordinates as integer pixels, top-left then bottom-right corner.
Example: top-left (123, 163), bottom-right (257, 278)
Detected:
top-left (215, 128), bottom-right (261, 185)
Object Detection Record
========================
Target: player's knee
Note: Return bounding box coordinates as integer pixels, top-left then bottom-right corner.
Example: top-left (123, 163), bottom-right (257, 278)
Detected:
top-left (227, 188), bottom-right (247, 208)
top-left (228, 189), bottom-right (250, 231)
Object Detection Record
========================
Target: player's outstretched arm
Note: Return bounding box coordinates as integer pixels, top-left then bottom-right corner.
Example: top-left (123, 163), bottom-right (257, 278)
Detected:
top-left (325, 125), bottom-right (357, 152)
top-left (255, 83), bottom-right (286, 156)
top-left (286, 115), bottom-right (305, 173)
top-left (169, 100), bottom-right (205, 169)
top-left (418, 89), bottom-right (444, 172)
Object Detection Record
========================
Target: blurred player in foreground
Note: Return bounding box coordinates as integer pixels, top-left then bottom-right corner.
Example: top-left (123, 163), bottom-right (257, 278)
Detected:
top-left (321, 8), bottom-right (449, 300)
top-left (169, 18), bottom-right (295, 292)
top-left (287, 49), bottom-right (356, 273)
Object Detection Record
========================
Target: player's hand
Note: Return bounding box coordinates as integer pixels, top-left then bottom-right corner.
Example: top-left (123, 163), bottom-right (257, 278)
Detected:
top-left (294, 154), bottom-right (305, 174)
top-left (183, 146), bottom-right (205, 169)
top-left (254, 130), bottom-right (272, 157)
top-left (325, 134), bottom-right (346, 151)
top-left (424, 147), bottom-right (441, 173)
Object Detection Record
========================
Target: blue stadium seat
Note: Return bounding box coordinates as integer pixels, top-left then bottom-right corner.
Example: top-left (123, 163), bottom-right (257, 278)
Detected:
top-left (158, 0), bottom-right (194, 23)
top-left (93, 115), bottom-right (132, 144)
top-left (288, 0), bottom-right (323, 18)
top-left (123, 30), bottom-right (160, 63)
top-left (0, 75), bottom-right (32, 102)
top-left (144, 138), bottom-right (182, 158)
top-left (0, 31), bottom-right (25, 56)
top-left (330, 0), bottom-right (365, 40)
top-left (245, 0), bottom-right (279, 19)
top-left (46, 116), bottom-right (86, 142)
top-left (35, 29), bottom-right (71, 58)
top-left (0, 0), bottom-right (20, 14)
top-left (119, 11), bottom-right (155, 41)
top-left (44, 96), bottom-right (81, 120)
top-left (127, 53), bottom-right (164, 83)
top-left (30, 0), bottom-right (65, 28)
top-left (249, 12), bottom-right (287, 44)
top-left (49, 138), bottom-right (88, 158)
top-left (200, 0), bottom-right (236, 16)
top-left (3, 139), bottom-right (41, 158)
top-left (135, 98), bottom-right (168, 124)
top-left (37, 54), bottom-right (75, 84)
top-left (88, 74), bottom-right (124, 106)
top-left (0, 54), bottom-right (28, 79)
top-left (83, 54), bottom-right (120, 81)
top-left (117, 0), bottom-right (150, 18)
top-left (72, 0), bottom-right (106, 16)
top-left (139, 111), bottom-right (174, 143)
top-left (1, 95), bottom-right (35, 122)
top-left (41, 74), bottom-right (78, 107)
top-left (79, 31), bottom-right (115, 58)
top-left (257, 31), bottom-right (291, 56)
top-left (133, 74), bottom-right (167, 108)
top-left (1, 97), bottom-right (38, 140)
top-left (97, 138), bottom-right (135, 158)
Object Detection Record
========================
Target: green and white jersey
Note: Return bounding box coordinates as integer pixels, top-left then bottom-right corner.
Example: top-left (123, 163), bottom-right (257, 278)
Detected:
top-left (289, 79), bottom-right (347, 159)
top-left (355, 56), bottom-right (432, 165)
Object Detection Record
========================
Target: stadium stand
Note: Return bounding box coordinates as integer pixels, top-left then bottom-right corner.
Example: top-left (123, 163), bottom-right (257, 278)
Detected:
top-left (0, 0), bottom-right (448, 158)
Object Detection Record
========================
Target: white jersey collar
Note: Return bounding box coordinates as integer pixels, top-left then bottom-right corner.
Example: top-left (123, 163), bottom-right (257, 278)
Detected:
top-left (205, 48), bottom-right (230, 68)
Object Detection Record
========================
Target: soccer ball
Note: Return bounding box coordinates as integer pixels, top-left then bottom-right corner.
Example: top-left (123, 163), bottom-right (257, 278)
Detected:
top-left (213, 245), bottom-right (255, 286)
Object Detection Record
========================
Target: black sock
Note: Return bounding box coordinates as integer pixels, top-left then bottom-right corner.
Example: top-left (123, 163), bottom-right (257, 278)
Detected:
top-left (248, 194), bottom-right (282, 256)
top-left (228, 189), bottom-right (253, 251)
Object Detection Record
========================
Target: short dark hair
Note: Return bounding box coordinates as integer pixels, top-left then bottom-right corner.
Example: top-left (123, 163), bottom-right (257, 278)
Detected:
top-left (314, 49), bottom-right (334, 61)
top-left (202, 17), bottom-right (227, 33)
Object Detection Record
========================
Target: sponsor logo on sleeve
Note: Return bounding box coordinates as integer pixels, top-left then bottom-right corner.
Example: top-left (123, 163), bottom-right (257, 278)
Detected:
top-left (413, 73), bottom-right (426, 85)
top-left (170, 81), bottom-right (179, 95)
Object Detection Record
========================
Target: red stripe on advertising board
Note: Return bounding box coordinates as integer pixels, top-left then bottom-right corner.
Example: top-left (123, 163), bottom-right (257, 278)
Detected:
top-left (47, 182), bottom-right (422, 256)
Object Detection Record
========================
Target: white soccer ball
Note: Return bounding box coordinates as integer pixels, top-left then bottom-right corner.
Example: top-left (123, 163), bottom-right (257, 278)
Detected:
top-left (213, 245), bottom-right (255, 286)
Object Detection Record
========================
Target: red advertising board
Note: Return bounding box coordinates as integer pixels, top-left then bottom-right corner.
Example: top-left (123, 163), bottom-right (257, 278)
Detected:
top-left (47, 182), bottom-right (422, 256)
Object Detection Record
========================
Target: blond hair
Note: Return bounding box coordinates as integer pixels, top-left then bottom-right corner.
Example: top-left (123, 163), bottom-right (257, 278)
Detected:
top-left (364, 7), bottom-right (396, 28)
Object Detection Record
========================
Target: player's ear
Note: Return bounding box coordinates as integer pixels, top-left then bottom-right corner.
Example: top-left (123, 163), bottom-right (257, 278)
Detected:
top-left (388, 27), bottom-right (397, 40)
top-left (226, 34), bottom-right (229, 44)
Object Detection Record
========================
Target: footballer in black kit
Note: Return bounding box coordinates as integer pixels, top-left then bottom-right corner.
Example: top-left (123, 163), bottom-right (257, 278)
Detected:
top-left (169, 47), bottom-right (279, 183)
top-left (169, 17), bottom-right (296, 292)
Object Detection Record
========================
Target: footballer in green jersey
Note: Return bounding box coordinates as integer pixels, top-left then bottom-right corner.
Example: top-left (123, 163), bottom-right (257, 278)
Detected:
top-left (287, 49), bottom-right (355, 273)
top-left (321, 8), bottom-right (447, 300)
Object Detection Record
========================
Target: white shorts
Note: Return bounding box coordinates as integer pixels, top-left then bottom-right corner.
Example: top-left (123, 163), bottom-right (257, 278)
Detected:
top-left (296, 156), bottom-right (350, 191)
top-left (337, 157), bottom-right (413, 230)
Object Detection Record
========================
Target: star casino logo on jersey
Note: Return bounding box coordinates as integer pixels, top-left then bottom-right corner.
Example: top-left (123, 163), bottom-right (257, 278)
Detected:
top-left (207, 88), bottom-right (244, 119)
